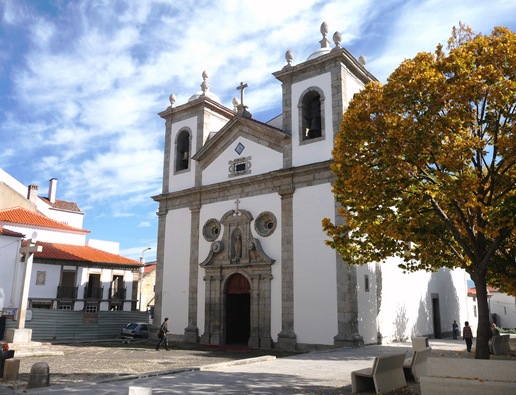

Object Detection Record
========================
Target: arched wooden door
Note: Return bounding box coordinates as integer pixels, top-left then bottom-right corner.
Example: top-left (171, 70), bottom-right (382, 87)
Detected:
top-left (225, 273), bottom-right (250, 345)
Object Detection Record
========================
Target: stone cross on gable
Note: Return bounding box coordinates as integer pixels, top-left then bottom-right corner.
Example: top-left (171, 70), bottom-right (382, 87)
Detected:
top-left (236, 82), bottom-right (248, 107)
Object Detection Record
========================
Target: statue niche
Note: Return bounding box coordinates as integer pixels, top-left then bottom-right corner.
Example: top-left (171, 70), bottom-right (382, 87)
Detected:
top-left (200, 209), bottom-right (274, 267)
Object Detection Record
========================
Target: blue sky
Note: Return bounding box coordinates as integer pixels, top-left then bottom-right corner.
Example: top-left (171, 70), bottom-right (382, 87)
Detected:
top-left (1, 0), bottom-right (515, 262)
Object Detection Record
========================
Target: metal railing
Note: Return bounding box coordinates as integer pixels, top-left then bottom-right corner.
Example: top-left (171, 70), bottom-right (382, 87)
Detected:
top-left (57, 286), bottom-right (78, 299)
top-left (84, 285), bottom-right (104, 299)
top-left (108, 287), bottom-right (127, 300)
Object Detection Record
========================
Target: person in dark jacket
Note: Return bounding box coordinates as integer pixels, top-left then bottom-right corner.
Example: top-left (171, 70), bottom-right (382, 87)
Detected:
top-left (462, 321), bottom-right (473, 352)
top-left (156, 317), bottom-right (170, 351)
top-left (452, 320), bottom-right (459, 339)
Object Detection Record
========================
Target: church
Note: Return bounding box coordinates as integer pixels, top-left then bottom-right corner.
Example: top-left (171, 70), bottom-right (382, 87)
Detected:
top-left (152, 23), bottom-right (470, 351)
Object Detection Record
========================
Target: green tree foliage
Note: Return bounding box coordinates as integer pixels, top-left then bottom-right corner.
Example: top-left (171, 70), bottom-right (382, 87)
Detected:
top-left (323, 24), bottom-right (515, 359)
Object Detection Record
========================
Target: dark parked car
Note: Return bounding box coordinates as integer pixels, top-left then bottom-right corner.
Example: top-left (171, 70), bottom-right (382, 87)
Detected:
top-left (121, 322), bottom-right (149, 338)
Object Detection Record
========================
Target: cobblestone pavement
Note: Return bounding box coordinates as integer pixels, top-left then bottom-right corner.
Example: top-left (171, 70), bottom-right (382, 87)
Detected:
top-left (0, 339), bottom-right (299, 394)
top-left (0, 339), bottom-right (514, 394)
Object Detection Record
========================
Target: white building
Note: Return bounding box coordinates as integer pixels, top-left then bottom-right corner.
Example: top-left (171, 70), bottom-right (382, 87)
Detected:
top-left (0, 168), bottom-right (143, 316)
top-left (153, 23), bottom-right (472, 351)
top-left (490, 288), bottom-right (516, 329)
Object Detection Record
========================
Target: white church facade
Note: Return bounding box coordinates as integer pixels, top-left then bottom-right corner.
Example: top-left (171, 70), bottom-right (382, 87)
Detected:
top-left (153, 23), bottom-right (471, 351)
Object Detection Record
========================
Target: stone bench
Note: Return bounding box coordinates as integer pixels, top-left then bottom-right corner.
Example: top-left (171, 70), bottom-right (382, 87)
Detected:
top-left (411, 337), bottom-right (429, 351)
top-left (420, 357), bottom-right (516, 395)
top-left (351, 352), bottom-right (407, 394)
top-left (492, 334), bottom-right (511, 355)
top-left (403, 346), bottom-right (431, 382)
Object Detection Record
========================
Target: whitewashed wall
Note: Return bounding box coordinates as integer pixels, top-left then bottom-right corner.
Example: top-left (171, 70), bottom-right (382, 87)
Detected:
top-left (344, 73), bottom-right (364, 109)
top-left (42, 208), bottom-right (84, 229)
top-left (378, 261), bottom-right (469, 342)
top-left (87, 239), bottom-right (120, 254)
top-left (2, 224), bottom-right (86, 245)
top-left (357, 262), bottom-right (378, 344)
top-left (490, 292), bottom-right (516, 328)
top-left (202, 137), bottom-right (283, 185)
top-left (162, 208), bottom-right (191, 334)
top-left (0, 235), bottom-right (22, 308)
top-left (29, 263), bottom-right (61, 299)
top-left (292, 183), bottom-right (338, 345)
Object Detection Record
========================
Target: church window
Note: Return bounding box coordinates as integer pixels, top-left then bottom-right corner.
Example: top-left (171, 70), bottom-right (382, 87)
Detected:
top-left (228, 156), bottom-right (252, 178)
top-left (364, 275), bottom-right (370, 292)
top-left (175, 129), bottom-right (191, 173)
top-left (299, 88), bottom-right (325, 142)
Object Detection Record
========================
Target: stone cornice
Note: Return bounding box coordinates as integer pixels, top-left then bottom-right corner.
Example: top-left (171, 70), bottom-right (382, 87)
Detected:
top-left (153, 160), bottom-right (335, 212)
top-left (273, 47), bottom-right (377, 86)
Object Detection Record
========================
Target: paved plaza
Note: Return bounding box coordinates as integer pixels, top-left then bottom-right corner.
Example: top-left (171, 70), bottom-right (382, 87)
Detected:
top-left (0, 338), bottom-right (480, 394)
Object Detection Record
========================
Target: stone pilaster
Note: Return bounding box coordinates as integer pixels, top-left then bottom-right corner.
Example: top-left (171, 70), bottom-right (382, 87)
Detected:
top-left (184, 204), bottom-right (201, 343)
top-left (276, 185), bottom-right (297, 351)
top-left (153, 208), bottom-right (168, 335)
top-left (333, 203), bottom-right (363, 348)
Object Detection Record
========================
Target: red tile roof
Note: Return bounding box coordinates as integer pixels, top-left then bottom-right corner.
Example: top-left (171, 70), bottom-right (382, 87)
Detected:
top-left (144, 263), bottom-right (156, 274)
top-left (0, 207), bottom-right (89, 234)
top-left (22, 240), bottom-right (142, 267)
top-left (40, 197), bottom-right (82, 213)
top-left (467, 287), bottom-right (494, 296)
top-left (0, 227), bottom-right (24, 237)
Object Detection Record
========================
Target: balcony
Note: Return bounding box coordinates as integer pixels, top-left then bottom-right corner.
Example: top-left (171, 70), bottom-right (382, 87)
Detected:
top-left (84, 285), bottom-right (104, 299)
top-left (57, 286), bottom-right (78, 299)
top-left (109, 287), bottom-right (127, 300)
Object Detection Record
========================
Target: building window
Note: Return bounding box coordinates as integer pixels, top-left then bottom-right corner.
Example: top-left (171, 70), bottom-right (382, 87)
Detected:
top-left (364, 275), bottom-right (370, 292)
top-left (504, 307), bottom-right (507, 315)
top-left (175, 129), bottom-right (191, 173)
top-left (31, 301), bottom-right (52, 309)
top-left (299, 88), bottom-right (325, 142)
top-left (59, 304), bottom-right (72, 310)
top-left (228, 156), bottom-right (252, 178)
top-left (473, 305), bottom-right (477, 317)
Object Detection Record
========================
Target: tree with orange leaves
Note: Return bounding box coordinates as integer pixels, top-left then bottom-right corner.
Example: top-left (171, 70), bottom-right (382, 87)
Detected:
top-left (323, 24), bottom-right (515, 360)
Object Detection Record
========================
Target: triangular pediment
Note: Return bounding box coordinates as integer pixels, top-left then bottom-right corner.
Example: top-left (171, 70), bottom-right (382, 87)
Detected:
top-left (192, 116), bottom-right (289, 171)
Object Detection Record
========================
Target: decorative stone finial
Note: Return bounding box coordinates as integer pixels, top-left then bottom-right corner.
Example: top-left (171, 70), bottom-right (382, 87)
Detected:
top-left (332, 31), bottom-right (342, 49)
top-left (319, 22), bottom-right (331, 48)
top-left (232, 97), bottom-right (240, 112)
top-left (358, 55), bottom-right (367, 66)
top-left (285, 49), bottom-right (294, 66)
top-left (200, 70), bottom-right (210, 96)
top-left (169, 93), bottom-right (176, 107)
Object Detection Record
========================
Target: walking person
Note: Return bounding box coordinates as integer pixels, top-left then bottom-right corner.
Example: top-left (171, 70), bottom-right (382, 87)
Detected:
top-left (156, 317), bottom-right (170, 351)
top-left (452, 320), bottom-right (459, 339)
top-left (489, 322), bottom-right (500, 353)
top-left (462, 321), bottom-right (473, 352)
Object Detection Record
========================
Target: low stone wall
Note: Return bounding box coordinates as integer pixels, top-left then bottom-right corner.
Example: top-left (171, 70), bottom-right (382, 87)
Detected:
top-left (420, 357), bottom-right (516, 395)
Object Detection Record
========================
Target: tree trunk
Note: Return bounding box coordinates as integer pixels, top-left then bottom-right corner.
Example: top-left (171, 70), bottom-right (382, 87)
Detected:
top-left (471, 274), bottom-right (490, 359)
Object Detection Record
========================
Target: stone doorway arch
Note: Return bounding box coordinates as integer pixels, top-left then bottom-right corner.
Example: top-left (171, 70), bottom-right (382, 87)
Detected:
top-left (199, 209), bottom-right (275, 349)
top-left (225, 273), bottom-right (250, 344)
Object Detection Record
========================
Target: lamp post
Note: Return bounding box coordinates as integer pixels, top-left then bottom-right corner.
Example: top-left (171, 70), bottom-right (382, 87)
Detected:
top-left (139, 247), bottom-right (151, 311)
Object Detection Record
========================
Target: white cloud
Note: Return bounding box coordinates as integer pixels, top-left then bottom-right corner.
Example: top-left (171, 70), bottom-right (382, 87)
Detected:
top-left (1, 0), bottom-right (514, 257)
